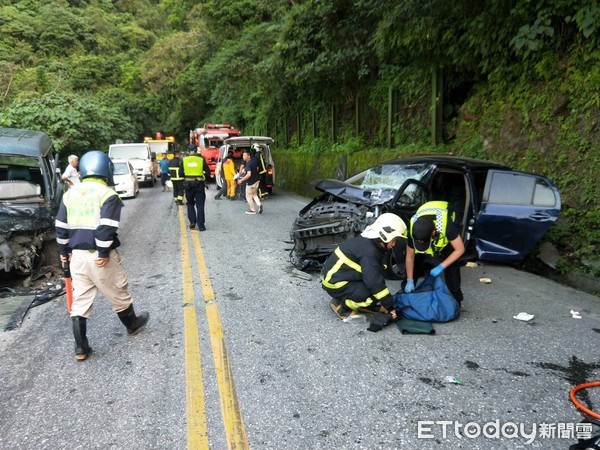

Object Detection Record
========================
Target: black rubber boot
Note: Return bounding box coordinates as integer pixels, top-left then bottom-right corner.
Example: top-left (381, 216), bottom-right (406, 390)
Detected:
top-left (117, 304), bottom-right (150, 335)
top-left (72, 316), bottom-right (92, 361)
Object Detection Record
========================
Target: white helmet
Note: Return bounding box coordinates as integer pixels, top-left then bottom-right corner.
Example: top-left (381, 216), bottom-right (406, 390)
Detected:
top-left (361, 213), bottom-right (407, 243)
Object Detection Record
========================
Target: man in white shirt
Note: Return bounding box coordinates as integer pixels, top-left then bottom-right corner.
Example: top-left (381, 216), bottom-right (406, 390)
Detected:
top-left (61, 155), bottom-right (80, 188)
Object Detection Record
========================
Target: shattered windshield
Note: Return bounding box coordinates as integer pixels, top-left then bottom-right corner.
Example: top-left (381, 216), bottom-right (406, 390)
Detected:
top-left (347, 163), bottom-right (430, 202)
top-left (0, 155), bottom-right (42, 200)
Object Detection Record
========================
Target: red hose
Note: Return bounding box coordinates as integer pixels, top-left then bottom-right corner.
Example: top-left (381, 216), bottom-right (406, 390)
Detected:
top-left (570, 381), bottom-right (600, 420)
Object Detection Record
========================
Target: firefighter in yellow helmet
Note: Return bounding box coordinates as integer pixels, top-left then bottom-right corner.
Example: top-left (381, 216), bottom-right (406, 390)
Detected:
top-left (321, 213), bottom-right (407, 320)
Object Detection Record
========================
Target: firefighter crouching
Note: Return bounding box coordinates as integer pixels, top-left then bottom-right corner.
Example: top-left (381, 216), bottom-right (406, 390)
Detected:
top-left (321, 213), bottom-right (407, 322)
top-left (55, 151), bottom-right (149, 361)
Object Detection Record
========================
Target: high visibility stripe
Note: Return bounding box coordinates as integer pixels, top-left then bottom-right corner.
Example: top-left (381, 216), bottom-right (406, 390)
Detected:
top-left (373, 287), bottom-right (390, 300)
top-left (55, 220), bottom-right (69, 229)
top-left (322, 247), bottom-right (362, 289)
top-left (345, 297), bottom-right (374, 310)
top-left (95, 238), bottom-right (113, 248)
top-left (99, 218), bottom-right (119, 227)
top-left (57, 237), bottom-right (69, 245)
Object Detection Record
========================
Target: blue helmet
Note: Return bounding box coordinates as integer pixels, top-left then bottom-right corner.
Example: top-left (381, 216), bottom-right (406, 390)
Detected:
top-left (79, 150), bottom-right (114, 185)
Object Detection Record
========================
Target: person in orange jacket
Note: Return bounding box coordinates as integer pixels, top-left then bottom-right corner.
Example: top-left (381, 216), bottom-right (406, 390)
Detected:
top-left (223, 151), bottom-right (237, 199)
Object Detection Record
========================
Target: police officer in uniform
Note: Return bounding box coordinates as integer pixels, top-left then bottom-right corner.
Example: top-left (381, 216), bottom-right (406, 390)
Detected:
top-left (55, 151), bottom-right (149, 361)
top-left (180, 148), bottom-right (210, 230)
top-left (322, 213), bottom-right (407, 320)
top-left (169, 149), bottom-right (185, 205)
top-left (404, 200), bottom-right (466, 302)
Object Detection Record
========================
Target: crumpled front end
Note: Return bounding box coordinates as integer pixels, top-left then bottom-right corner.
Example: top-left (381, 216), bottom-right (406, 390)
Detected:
top-left (0, 206), bottom-right (56, 273)
top-left (290, 200), bottom-right (372, 271)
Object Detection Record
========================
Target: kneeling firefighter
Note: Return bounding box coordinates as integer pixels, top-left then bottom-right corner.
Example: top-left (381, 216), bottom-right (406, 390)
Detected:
top-left (321, 213), bottom-right (407, 320)
top-left (55, 151), bottom-right (149, 361)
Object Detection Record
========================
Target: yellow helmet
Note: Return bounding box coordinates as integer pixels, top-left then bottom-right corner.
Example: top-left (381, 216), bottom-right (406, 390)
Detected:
top-left (361, 213), bottom-right (407, 243)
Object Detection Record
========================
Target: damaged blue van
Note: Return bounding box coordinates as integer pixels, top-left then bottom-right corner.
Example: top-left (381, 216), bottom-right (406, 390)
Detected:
top-left (290, 155), bottom-right (561, 276)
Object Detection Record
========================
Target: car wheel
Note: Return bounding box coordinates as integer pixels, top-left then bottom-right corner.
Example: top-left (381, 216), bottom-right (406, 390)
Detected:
top-left (40, 240), bottom-right (60, 268)
top-left (383, 240), bottom-right (407, 280)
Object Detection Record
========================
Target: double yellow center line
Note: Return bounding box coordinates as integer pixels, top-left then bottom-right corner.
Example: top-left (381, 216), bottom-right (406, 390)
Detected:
top-left (178, 207), bottom-right (249, 449)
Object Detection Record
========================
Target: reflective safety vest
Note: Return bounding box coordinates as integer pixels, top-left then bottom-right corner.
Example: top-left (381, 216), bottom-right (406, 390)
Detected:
top-left (55, 178), bottom-right (122, 256)
top-left (168, 157), bottom-right (183, 180)
top-left (410, 200), bottom-right (450, 255)
top-left (62, 180), bottom-right (118, 229)
top-left (257, 152), bottom-right (267, 175)
top-left (182, 155), bottom-right (205, 179)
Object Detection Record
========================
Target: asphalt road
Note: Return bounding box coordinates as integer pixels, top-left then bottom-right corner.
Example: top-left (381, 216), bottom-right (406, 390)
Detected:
top-left (0, 182), bottom-right (599, 450)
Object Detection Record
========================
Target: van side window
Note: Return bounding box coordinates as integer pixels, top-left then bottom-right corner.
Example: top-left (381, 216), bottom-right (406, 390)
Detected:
top-left (484, 172), bottom-right (556, 206)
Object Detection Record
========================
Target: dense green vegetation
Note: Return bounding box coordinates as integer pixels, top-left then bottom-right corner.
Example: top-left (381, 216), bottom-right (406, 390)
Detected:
top-left (0, 0), bottom-right (598, 273)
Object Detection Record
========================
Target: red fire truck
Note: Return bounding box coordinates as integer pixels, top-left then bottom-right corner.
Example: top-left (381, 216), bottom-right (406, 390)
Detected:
top-left (190, 124), bottom-right (241, 178)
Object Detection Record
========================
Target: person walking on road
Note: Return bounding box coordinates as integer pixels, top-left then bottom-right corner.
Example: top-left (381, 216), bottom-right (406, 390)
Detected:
top-left (169, 149), bottom-right (185, 204)
top-left (159, 152), bottom-right (170, 191)
top-left (237, 148), bottom-right (262, 214)
top-left (322, 213), bottom-right (407, 320)
top-left (61, 154), bottom-right (80, 189)
top-left (404, 200), bottom-right (465, 302)
top-left (181, 148), bottom-right (210, 230)
top-left (55, 150), bottom-right (149, 361)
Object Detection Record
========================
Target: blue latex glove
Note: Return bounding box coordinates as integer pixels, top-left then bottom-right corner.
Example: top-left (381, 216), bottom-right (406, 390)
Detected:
top-left (430, 264), bottom-right (445, 277)
top-left (404, 279), bottom-right (415, 293)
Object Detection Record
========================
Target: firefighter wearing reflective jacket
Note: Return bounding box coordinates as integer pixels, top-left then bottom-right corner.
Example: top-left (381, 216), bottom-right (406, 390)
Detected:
top-left (405, 200), bottom-right (465, 302)
top-left (180, 149), bottom-right (210, 230)
top-left (322, 213), bottom-right (407, 320)
top-left (55, 151), bottom-right (149, 361)
top-left (169, 149), bottom-right (184, 205)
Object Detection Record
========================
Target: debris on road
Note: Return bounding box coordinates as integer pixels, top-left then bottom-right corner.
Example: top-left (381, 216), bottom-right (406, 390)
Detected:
top-left (291, 268), bottom-right (312, 281)
top-left (444, 376), bottom-right (463, 385)
top-left (466, 262), bottom-right (478, 268)
top-left (479, 277), bottom-right (492, 283)
top-left (570, 309), bottom-right (582, 319)
top-left (513, 312), bottom-right (535, 322)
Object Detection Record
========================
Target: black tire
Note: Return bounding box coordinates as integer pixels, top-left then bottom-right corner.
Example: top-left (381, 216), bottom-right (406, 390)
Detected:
top-left (383, 240), bottom-right (407, 280)
top-left (40, 240), bottom-right (60, 268)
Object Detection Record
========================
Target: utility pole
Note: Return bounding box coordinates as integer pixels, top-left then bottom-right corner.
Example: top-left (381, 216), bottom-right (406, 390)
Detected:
top-left (431, 68), bottom-right (443, 145)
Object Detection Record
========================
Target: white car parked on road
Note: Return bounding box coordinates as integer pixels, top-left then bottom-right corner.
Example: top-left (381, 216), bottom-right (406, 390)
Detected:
top-left (112, 159), bottom-right (139, 199)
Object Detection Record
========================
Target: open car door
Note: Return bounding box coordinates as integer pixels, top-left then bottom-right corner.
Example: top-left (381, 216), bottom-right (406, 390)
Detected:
top-left (388, 178), bottom-right (431, 221)
top-left (475, 170), bottom-right (561, 262)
